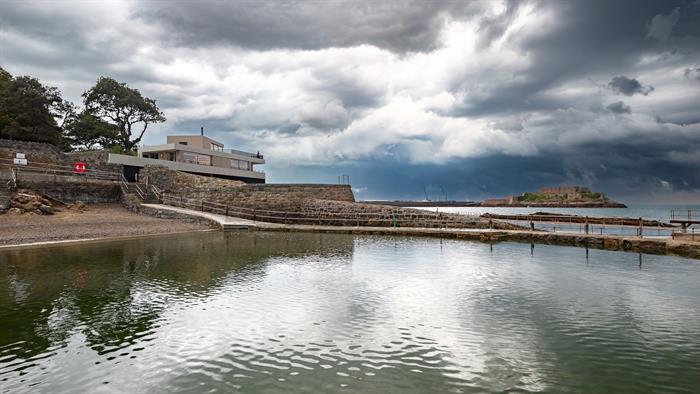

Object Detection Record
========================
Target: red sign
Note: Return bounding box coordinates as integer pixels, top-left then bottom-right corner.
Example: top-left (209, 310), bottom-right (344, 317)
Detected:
top-left (73, 162), bottom-right (87, 174)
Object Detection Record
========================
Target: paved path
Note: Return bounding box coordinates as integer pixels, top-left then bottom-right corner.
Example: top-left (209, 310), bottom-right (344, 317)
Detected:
top-left (141, 204), bottom-right (261, 230)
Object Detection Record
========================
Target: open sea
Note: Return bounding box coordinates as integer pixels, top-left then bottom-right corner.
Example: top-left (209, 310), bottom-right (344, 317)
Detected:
top-left (414, 204), bottom-right (700, 223)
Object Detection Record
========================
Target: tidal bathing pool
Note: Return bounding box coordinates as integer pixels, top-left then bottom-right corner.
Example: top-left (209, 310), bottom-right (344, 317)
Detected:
top-left (1, 232), bottom-right (699, 393)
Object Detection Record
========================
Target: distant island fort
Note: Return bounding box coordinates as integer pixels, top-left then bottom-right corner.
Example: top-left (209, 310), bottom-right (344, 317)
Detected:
top-left (483, 186), bottom-right (626, 208)
top-left (362, 186), bottom-right (626, 208)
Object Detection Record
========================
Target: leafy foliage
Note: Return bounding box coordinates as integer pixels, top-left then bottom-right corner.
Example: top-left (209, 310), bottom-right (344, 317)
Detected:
top-left (83, 77), bottom-right (166, 152)
top-left (0, 67), bottom-right (71, 146)
top-left (65, 111), bottom-right (120, 150)
top-left (0, 68), bottom-right (166, 152)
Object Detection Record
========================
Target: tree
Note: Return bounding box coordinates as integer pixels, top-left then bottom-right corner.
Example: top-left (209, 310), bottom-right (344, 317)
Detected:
top-left (66, 111), bottom-right (119, 150)
top-left (82, 77), bottom-right (165, 152)
top-left (0, 67), bottom-right (73, 146)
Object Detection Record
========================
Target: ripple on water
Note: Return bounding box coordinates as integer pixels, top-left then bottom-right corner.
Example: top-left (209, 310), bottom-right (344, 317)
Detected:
top-left (1, 233), bottom-right (699, 393)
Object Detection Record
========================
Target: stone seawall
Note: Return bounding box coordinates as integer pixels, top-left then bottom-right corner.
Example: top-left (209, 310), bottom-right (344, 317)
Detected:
top-left (141, 166), bottom-right (511, 229)
top-left (17, 177), bottom-right (121, 203)
top-left (243, 184), bottom-right (355, 203)
top-left (140, 166), bottom-right (354, 203)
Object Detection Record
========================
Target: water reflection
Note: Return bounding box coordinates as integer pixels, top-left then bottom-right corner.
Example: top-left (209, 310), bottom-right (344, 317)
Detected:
top-left (1, 232), bottom-right (699, 393)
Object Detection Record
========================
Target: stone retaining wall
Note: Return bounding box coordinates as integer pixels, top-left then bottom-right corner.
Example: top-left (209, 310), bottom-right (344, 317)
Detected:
top-left (17, 177), bottom-right (122, 203)
top-left (0, 138), bottom-right (122, 173)
top-left (140, 166), bottom-right (354, 203)
top-left (0, 139), bottom-right (63, 166)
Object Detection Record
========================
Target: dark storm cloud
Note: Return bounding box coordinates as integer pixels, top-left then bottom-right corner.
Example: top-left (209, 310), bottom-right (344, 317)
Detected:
top-left (134, 1), bottom-right (487, 53)
top-left (272, 134), bottom-right (700, 202)
top-left (608, 76), bottom-right (654, 96)
top-left (474, 0), bottom-right (527, 49)
top-left (605, 101), bottom-right (632, 114)
top-left (450, 0), bottom-right (692, 118)
top-left (646, 7), bottom-right (680, 41)
top-left (2, 0), bottom-right (700, 202)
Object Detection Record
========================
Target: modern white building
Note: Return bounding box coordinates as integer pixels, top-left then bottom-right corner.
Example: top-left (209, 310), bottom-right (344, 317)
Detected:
top-left (109, 134), bottom-right (265, 183)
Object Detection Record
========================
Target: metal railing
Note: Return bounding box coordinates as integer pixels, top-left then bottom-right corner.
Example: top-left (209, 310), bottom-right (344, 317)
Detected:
top-left (481, 213), bottom-right (673, 228)
top-left (150, 184), bottom-right (163, 202)
top-left (133, 183), bottom-right (146, 199)
top-left (158, 193), bottom-right (483, 228)
top-left (670, 209), bottom-right (700, 222)
top-left (119, 174), bottom-right (150, 200)
top-left (223, 149), bottom-right (263, 160)
top-left (119, 174), bottom-right (131, 194)
top-left (5, 167), bottom-right (17, 191)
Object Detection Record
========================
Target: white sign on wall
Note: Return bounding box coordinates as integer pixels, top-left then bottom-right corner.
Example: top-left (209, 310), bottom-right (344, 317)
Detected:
top-left (15, 153), bottom-right (26, 159)
top-left (13, 158), bottom-right (27, 165)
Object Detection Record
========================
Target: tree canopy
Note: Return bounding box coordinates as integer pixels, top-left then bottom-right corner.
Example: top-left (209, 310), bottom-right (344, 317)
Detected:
top-left (65, 111), bottom-right (120, 151)
top-left (0, 67), bottom-right (68, 145)
top-left (82, 77), bottom-right (166, 152)
top-left (0, 68), bottom-right (166, 152)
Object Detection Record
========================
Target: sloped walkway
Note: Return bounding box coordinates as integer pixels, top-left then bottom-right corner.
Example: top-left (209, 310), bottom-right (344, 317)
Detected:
top-left (141, 203), bottom-right (262, 230)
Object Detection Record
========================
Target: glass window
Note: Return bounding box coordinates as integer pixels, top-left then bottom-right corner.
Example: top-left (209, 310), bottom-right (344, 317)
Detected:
top-left (230, 159), bottom-right (249, 170)
top-left (184, 152), bottom-right (211, 166)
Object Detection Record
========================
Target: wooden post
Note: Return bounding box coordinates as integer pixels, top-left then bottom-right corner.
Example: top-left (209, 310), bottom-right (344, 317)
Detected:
top-left (638, 217), bottom-right (643, 238)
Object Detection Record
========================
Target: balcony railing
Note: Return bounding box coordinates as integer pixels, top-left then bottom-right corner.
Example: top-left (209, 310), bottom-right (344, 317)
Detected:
top-left (222, 148), bottom-right (263, 159)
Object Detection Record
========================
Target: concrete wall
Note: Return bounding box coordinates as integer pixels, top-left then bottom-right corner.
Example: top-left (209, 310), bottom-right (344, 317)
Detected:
top-left (166, 135), bottom-right (221, 150)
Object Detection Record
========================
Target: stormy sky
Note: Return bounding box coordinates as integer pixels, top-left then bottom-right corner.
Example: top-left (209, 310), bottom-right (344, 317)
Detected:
top-left (2, 0), bottom-right (699, 202)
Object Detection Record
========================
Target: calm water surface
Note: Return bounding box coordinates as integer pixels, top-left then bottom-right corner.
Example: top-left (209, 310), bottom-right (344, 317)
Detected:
top-left (1, 232), bottom-right (699, 393)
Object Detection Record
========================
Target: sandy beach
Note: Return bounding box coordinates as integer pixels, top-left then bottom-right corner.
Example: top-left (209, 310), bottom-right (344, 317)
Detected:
top-left (0, 203), bottom-right (211, 246)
